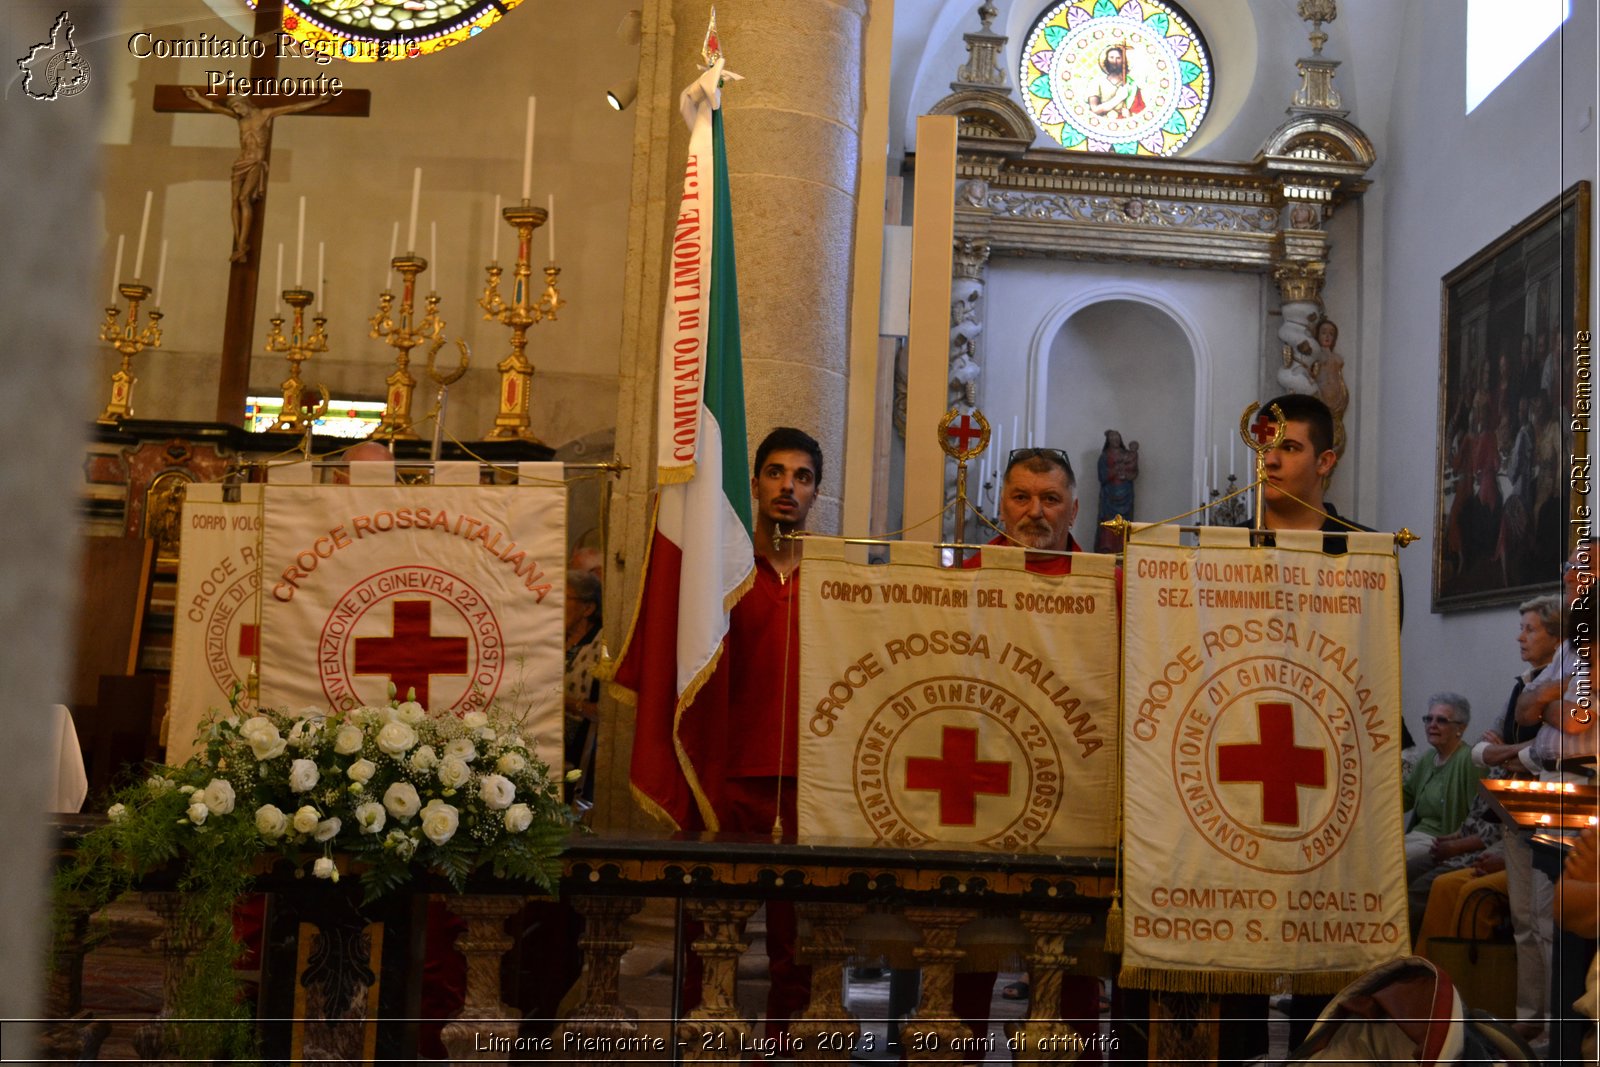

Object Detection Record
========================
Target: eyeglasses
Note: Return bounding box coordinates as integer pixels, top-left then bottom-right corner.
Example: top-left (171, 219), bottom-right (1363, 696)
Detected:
top-left (1007, 447), bottom-right (1075, 479)
top-left (1420, 715), bottom-right (1461, 726)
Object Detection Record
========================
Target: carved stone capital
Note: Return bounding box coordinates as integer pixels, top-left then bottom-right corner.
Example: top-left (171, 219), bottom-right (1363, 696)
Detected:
top-left (438, 894), bottom-right (523, 1064)
top-left (1273, 260), bottom-right (1326, 305)
top-left (558, 895), bottom-right (645, 1057)
top-left (791, 903), bottom-right (866, 1060)
top-left (953, 238), bottom-right (991, 281)
top-left (899, 907), bottom-right (979, 1062)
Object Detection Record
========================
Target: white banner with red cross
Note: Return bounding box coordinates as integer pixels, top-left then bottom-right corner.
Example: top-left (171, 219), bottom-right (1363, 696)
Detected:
top-left (168, 483), bottom-right (264, 764)
top-left (797, 539), bottom-right (1119, 850)
top-left (257, 464), bottom-right (566, 759)
top-left (1119, 527), bottom-right (1406, 993)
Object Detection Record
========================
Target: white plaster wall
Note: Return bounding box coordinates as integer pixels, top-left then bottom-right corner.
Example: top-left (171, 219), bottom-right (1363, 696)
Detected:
top-left (1370, 0), bottom-right (1597, 738)
top-left (982, 258), bottom-right (1269, 544)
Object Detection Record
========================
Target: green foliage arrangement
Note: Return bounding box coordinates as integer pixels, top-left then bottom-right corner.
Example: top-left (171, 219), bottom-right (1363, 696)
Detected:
top-left (55, 697), bottom-right (575, 1061)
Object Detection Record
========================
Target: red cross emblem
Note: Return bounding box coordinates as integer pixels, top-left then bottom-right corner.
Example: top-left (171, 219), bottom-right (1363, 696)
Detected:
top-left (945, 415), bottom-right (983, 452)
top-left (237, 623), bottom-right (259, 659)
top-left (1217, 702), bottom-right (1327, 826)
top-left (904, 725), bottom-right (1012, 826)
top-left (1251, 411), bottom-right (1279, 445)
top-left (352, 600), bottom-right (469, 707)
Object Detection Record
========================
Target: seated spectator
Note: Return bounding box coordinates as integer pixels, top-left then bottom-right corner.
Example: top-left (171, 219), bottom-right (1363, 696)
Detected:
top-left (1403, 692), bottom-right (1486, 884)
top-left (1415, 848), bottom-right (1507, 961)
top-left (1410, 789), bottom-right (1505, 933)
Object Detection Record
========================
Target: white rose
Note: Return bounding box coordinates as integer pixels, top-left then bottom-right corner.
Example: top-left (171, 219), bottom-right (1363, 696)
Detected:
top-left (409, 745), bottom-right (439, 773)
top-left (385, 829), bottom-right (416, 860)
top-left (354, 802), bottom-right (386, 834)
top-left (255, 804), bottom-right (288, 838)
top-left (239, 715), bottom-right (275, 740)
top-left (346, 758), bottom-right (377, 784)
top-left (107, 802), bottom-right (128, 822)
top-left (295, 705), bottom-right (323, 720)
top-left (376, 721), bottom-right (418, 756)
top-left (333, 724), bottom-right (365, 755)
top-left (249, 731), bottom-right (287, 761)
top-left (396, 701), bottom-right (427, 725)
top-left (383, 781), bottom-right (421, 821)
top-left (503, 803), bottom-right (533, 833)
top-left (187, 801), bottom-right (209, 825)
top-left (312, 856), bottom-right (338, 881)
top-left (314, 817), bottom-right (342, 842)
top-left (145, 775), bottom-right (175, 794)
top-left (478, 727), bottom-right (498, 742)
top-left (202, 779), bottom-right (236, 816)
top-left (420, 799), bottom-right (460, 845)
top-left (179, 784), bottom-right (196, 795)
top-left (288, 758), bottom-right (320, 792)
top-left (495, 751), bottom-right (527, 776)
top-left (478, 774), bottom-right (515, 810)
top-left (292, 804), bottom-right (320, 834)
top-left (436, 756), bottom-right (472, 790)
top-left (444, 737), bottom-right (477, 763)
top-left (462, 711), bottom-right (489, 730)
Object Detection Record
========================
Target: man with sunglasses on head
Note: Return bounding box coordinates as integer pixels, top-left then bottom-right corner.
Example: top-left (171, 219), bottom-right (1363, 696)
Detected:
top-left (965, 446), bottom-right (1084, 569)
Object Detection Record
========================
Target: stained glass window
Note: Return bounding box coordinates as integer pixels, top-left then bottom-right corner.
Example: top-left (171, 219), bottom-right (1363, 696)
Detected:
top-left (257, 0), bottom-right (525, 62)
top-left (1020, 0), bottom-right (1212, 155)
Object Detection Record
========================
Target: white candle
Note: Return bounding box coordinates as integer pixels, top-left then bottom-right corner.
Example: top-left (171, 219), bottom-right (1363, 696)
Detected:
top-left (1012, 416), bottom-right (1019, 453)
top-left (521, 96), bottom-right (536, 201)
top-left (491, 195), bottom-right (501, 263)
top-left (133, 190), bottom-right (153, 277)
top-left (388, 220), bottom-right (399, 288)
top-left (275, 242), bottom-right (283, 296)
top-left (316, 242), bottom-right (325, 311)
top-left (295, 196), bottom-right (306, 286)
top-left (407, 167), bottom-right (422, 251)
top-left (154, 240), bottom-right (167, 307)
top-left (1212, 446), bottom-right (1218, 486)
top-left (110, 234), bottom-right (124, 304)
top-left (1231, 435), bottom-right (1236, 478)
top-left (430, 220), bottom-right (437, 273)
top-left (546, 194), bottom-right (556, 262)
top-left (1202, 455), bottom-right (1209, 496)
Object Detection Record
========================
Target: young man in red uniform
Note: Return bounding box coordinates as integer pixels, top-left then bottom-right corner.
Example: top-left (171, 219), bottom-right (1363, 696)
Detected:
top-left (703, 426), bottom-right (822, 1029)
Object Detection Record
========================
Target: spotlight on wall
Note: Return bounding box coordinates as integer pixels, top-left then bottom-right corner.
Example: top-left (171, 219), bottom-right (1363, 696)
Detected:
top-left (606, 77), bottom-right (638, 112)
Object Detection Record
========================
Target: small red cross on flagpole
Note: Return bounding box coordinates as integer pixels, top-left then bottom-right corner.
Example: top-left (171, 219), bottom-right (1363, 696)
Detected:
top-left (1251, 411), bottom-right (1278, 445)
top-left (1217, 702), bottom-right (1327, 826)
top-left (353, 600), bottom-right (469, 707)
top-left (945, 414), bottom-right (983, 452)
top-left (904, 725), bottom-right (1012, 826)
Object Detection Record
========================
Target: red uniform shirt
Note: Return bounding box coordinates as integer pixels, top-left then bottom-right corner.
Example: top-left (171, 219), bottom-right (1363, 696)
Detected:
top-left (722, 555), bottom-right (801, 779)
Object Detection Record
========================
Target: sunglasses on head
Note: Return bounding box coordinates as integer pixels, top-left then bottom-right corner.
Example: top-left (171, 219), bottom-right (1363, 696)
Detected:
top-left (1007, 447), bottom-right (1074, 476)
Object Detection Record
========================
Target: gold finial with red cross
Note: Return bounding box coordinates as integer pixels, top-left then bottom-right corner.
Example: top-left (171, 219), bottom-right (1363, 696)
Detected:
top-left (1240, 401), bottom-right (1286, 459)
top-left (938, 408), bottom-right (990, 462)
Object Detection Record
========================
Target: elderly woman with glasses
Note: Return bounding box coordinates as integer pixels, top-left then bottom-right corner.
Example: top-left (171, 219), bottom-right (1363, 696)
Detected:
top-left (1402, 692), bottom-right (1487, 884)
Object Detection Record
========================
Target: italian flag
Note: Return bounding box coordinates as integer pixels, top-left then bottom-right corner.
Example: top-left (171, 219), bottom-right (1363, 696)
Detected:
top-left (613, 59), bottom-right (752, 831)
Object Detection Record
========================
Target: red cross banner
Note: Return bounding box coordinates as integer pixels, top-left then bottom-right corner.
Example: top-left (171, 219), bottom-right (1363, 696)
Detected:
top-left (167, 483), bottom-right (264, 763)
top-left (257, 465), bottom-right (566, 759)
top-left (1118, 527), bottom-right (1406, 993)
top-left (796, 540), bottom-right (1119, 849)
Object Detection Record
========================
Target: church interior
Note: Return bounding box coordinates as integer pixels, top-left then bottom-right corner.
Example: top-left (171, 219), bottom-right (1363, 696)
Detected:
top-left (3, 0), bottom-right (1596, 1057)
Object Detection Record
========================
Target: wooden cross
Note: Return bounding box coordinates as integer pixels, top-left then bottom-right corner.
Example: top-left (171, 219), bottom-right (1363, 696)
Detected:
top-left (152, 0), bottom-right (371, 425)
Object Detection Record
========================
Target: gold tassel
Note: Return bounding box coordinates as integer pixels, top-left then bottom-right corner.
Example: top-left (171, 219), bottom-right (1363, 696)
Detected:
top-left (1103, 897), bottom-right (1123, 953)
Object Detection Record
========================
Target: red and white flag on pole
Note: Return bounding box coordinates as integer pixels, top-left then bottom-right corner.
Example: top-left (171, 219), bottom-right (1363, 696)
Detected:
top-left (613, 55), bottom-right (752, 830)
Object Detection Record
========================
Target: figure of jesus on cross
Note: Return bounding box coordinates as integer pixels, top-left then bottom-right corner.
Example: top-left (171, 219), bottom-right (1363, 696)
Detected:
top-left (181, 88), bottom-right (333, 262)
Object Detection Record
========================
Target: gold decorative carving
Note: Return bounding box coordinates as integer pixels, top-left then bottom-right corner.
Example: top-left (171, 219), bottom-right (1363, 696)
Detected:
top-left (1150, 990), bottom-right (1219, 1064)
top-left (791, 903), bottom-right (866, 1060)
top-left (680, 898), bottom-right (758, 1062)
top-left (438, 894), bottom-right (522, 1064)
top-left (1273, 260), bottom-right (1326, 305)
top-left (559, 896), bottom-right (645, 1057)
top-left (899, 907), bottom-right (979, 1063)
top-left (1006, 910), bottom-right (1093, 1063)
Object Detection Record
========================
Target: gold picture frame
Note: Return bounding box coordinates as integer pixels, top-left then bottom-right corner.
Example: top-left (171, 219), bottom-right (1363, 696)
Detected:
top-left (1432, 181), bottom-right (1590, 612)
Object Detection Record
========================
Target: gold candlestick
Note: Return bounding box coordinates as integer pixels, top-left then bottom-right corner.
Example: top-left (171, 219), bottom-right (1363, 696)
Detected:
top-left (478, 201), bottom-right (566, 442)
top-left (264, 288), bottom-right (330, 433)
top-left (369, 254), bottom-right (443, 440)
top-left (97, 283), bottom-right (164, 424)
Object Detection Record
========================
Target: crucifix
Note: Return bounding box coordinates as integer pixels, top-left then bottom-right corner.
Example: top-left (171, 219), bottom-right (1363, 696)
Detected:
top-left (151, 0), bottom-right (371, 425)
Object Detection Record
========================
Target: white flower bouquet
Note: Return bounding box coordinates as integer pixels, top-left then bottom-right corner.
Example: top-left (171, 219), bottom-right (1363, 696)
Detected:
top-left (55, 697), bottom-right (574, 1059)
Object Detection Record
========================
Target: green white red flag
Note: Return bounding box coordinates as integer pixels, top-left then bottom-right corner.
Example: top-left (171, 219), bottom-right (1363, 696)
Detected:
top-left (614, 58), bottom-right (752, 830)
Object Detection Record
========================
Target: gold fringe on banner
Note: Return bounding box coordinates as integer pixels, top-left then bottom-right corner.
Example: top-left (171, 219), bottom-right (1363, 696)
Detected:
top-left (1103, 898), bottom-right (1123, 954)
top-left (1117, 966), bottom-right (1364, 995)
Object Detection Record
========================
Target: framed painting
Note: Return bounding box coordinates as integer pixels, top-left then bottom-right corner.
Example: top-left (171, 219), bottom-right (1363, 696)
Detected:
top-left (1433, 181), bottom-right (1590, 612)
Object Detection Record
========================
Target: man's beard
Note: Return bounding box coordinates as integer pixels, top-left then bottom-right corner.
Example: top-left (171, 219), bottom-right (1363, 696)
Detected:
top-left (1105, 57), bottom-right (1124, 75)
top-left (1010, 518), bottom-right (1062, 551)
